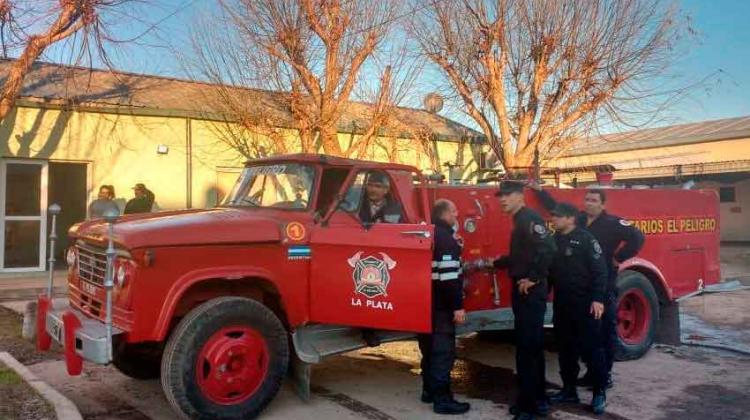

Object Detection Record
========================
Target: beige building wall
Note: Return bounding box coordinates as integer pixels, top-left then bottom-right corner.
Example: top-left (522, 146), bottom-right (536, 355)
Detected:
top-left (696, 179), bottom-right (750, 242)
top-left (2, 105), bottom-right (483, 213)
top-left (551, 137), bottom-right (750, 182)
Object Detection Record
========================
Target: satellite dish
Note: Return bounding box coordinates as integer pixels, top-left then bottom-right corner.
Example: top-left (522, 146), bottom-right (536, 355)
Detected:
top-left (423, 92), bottom-right (444, 113)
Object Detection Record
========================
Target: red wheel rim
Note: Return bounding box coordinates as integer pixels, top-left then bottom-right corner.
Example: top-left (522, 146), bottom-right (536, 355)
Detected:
top-left (196, 326), bottom-right (269, 405)
top-left (617, 289), bottom-right (652, 345)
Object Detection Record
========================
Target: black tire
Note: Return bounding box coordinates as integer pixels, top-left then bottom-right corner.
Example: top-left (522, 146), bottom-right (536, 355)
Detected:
top-left (615, 270), bottom-right (660, 361)
top-left (161, 297), bottom-right (289, 419)
top-left (113, 342), bottom-right (162, 380)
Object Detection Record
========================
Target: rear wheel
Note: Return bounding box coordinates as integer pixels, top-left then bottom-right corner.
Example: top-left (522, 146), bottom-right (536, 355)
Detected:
top-left (161, 297), bottom-right (289, 419)
top-left (615, 271), bottom-right (659, 360)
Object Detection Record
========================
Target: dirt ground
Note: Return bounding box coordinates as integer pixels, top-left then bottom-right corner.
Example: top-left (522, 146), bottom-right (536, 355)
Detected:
top-left (0, 288), bottom-right (742, 420)
top-left (0, 361), bottom-right (55, 420)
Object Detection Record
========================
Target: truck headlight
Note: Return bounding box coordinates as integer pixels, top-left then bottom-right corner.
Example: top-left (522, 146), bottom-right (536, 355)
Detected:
top-left (114, 260), bottom-right (134, 288)
top-left (116, 265), bottom-right (127, 287)
top-left (66, 248), bottom-right (77, 267)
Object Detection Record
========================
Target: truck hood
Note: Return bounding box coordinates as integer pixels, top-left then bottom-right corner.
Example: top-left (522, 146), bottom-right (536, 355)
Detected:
top-left (70, 208), bottom-right (282, 249)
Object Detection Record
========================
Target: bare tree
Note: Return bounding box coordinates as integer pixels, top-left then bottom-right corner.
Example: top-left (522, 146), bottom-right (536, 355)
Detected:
top-left (188, 0), bottom-right (418, 158)
top-left (412, 0), bottom-right (690, 170)
top-left (0, 1), bottom-right (122, 120)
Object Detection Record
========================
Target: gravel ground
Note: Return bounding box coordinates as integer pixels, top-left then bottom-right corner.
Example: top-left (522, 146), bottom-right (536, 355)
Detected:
top-left (0, 361), bottom-right (56, 420)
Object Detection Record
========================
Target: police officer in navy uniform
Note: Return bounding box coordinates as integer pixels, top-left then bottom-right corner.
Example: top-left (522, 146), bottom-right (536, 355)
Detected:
top-left (547, 203), bottom-right (609, 414)
top-left (417, 198), bottom-right (471, 415)
top-left (530, 185), bottom-right (644, 388)
top-left (492, 181), bottom-right (556, 420)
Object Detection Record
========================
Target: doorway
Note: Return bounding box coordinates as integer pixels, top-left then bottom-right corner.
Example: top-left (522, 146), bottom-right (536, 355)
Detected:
top-left (48, 162), bottom-right (88, 266)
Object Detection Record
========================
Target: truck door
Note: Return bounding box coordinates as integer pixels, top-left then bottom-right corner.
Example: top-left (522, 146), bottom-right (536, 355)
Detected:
top-left (308, 171), bottom-right (433, 333)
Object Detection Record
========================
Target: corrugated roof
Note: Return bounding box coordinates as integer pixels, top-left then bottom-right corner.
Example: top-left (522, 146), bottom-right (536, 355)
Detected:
top-left (0, 59), bottom-right (482, 142)
top-left (567, 116), bottom-right (750, 156)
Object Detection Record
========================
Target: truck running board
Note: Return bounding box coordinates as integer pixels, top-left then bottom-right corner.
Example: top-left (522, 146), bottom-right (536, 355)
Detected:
top-left (292, 324), bottom-right (416, 364)
top-left (290, 325), bottom-right (415, 401)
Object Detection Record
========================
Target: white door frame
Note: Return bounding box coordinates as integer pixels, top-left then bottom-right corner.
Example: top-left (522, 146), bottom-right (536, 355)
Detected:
top-left (0, 158), bottom-right (49, 272)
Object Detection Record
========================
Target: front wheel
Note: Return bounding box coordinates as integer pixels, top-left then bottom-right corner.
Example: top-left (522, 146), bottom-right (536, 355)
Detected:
top-left (161, 297), bottom-right (289, 419)
top-left (615, 270), bottom-right (659, 361)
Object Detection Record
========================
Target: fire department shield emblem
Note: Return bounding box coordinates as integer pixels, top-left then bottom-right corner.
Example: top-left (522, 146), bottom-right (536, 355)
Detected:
top-left (347, 252), bottom-right (397, 298)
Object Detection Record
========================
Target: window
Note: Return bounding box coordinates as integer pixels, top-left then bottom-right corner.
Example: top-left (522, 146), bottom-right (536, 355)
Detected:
top-left (719, 187), bottom-right (736, 203)
top-left (223, 163), bottom-right (315, 209)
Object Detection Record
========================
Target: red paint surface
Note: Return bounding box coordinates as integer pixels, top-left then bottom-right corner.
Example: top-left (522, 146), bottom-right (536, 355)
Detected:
top-left (59, 155), bottom-right (718, 350)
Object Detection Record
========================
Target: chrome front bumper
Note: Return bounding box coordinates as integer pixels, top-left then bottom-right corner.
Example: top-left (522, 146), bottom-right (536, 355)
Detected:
top-left (45, 301), bottom-right (123, 365)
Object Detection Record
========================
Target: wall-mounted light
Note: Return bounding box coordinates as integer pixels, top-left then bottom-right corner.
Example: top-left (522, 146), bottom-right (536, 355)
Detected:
top-left (157, 144), bottom-right (169, 154)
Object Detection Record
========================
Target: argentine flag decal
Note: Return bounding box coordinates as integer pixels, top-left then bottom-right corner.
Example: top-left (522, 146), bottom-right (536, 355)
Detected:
top-left (288, 246), bottom-right (312, 260)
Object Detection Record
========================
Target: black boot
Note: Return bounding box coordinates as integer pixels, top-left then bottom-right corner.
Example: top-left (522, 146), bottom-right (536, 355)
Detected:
top-left (433, 395), bottom-right (470, 415)
top-left (421, 389), bottom-right (433, 404)
top-left (592, 391), bottom-right (606, 415)
top-left (510, 400), bottom-right (548, 417)
top-left (549, 388), bottom-right (580, 404)
top-left (512, 412), bottom-right (536, 420)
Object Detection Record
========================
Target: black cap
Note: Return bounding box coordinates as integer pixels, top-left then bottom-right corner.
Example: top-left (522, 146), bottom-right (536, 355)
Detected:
top-left (367, 171), bottom-right (390, 186)
top-left (551, 202), bottom-right (579, 217)
top-left (132, 183), bottom-right (146, 191)
top-left (495, 180), bottom-right (525, 196)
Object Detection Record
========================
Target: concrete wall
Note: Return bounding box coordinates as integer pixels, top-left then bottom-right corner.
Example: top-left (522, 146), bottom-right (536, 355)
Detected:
top-left (1, 105), bottom-right (484, 212)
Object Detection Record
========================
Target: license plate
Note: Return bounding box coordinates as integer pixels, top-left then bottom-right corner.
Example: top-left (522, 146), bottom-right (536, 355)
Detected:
top-left (81, 281), bottom-right (100, 296)
top-left (48, 316), bottom-right (63, 343)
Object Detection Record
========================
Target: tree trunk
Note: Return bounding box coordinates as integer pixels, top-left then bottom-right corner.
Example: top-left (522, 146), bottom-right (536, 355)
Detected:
top-left (0, 38), bottom-right (44, 121)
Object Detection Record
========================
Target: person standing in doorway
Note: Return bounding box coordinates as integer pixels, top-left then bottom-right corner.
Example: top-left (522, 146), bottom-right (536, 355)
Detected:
top-left (492, 181), bottom-right (556, 420)
top-left (124, 183), bottom-right (154, 214)
top-left (88, 185), bottom-right (120, 219)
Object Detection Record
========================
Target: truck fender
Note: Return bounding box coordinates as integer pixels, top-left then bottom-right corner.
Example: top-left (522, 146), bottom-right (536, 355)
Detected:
top-left (153, 265), bottom-right (282, 341)
top-left (618, 257), bottom-right (672, 301)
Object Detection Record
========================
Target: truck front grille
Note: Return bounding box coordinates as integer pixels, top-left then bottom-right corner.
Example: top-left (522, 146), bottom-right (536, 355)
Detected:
top-left (77, 244), bottom-right (107, 286)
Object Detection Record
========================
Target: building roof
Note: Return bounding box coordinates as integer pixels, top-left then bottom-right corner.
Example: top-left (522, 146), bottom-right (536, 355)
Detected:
top-left (567, 115), bottom-right (750, 156)
top-left (0, 59), bottom-right (482, 142)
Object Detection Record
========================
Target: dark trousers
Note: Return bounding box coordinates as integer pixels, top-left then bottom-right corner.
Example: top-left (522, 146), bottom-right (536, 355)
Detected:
top-left (602, 291), bottom-right (618, 373)
top-left (418, 309), bottom-right (456, 398)
top-left (512, 280), bottom-right (548, 413)
top-left (555, 299), bottom-right (607, 392)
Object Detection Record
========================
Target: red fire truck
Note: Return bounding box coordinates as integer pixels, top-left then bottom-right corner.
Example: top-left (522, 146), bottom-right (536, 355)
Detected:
top-left (36, 154), bottom-right (719, 419)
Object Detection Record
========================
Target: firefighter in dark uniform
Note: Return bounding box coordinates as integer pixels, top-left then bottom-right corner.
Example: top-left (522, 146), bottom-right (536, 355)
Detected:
top-left (491, 181), bottom-right (556, 420)
top-left (418, 199), bottom-right (471, 415)
top-left (547, 203), bottom-right (609, 415)
top-left (530, 185), bottom-right (644, 388)
top-left (358, 171), bottom-right (403, 224)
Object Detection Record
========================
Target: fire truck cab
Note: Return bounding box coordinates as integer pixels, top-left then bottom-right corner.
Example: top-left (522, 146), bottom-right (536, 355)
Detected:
top-left (36, 154), bottom-right (720, 419)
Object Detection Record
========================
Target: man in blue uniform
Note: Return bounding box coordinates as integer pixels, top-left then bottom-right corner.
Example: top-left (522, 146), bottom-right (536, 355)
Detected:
top-left (530, 185), bottom-right (644, 388)
top-left (547, 203), bottom-right (608, 414)
top-left (492, 181), bottom-right (556, 420)
top-left (418, 198), bottom-right (470, 415)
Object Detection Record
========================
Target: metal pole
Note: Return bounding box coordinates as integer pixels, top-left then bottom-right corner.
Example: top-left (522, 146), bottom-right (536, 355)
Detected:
top-left (47, 204), bottom-right (61, 297)
top-left (102, 208), bottom-right (119, 362)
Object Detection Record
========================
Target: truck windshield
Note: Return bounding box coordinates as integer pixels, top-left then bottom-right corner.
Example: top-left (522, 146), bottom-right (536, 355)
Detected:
top-left (223, 163), bottom-right (315, 209)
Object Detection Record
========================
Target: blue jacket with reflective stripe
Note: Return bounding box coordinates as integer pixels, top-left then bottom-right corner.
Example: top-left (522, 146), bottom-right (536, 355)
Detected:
top-left (432, 220), bottom-right (464, 311)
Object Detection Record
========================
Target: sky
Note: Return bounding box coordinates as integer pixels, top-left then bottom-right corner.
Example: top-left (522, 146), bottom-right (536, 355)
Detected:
top-left (39, 0), bottom-right (750, 130)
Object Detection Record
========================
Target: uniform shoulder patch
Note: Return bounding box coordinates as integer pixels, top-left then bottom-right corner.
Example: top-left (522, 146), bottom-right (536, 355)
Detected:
top-left (533, 223), bottom-right (546, 235)
top-left (592, 240), bottom-right (603, 255)
top-left (619, 219), bottom-right (632, 226)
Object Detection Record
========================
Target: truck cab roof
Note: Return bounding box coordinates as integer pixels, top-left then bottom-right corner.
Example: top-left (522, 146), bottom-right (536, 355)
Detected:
top-left (246, 153), bottom-right (420, 173)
